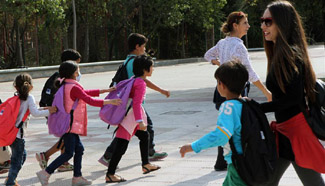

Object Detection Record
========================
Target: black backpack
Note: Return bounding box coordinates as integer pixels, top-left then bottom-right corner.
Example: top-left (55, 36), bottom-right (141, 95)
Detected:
top-left (39, 72), bottom-right (60, 107)
top-left (303, 79), bottom-right (325, 140)
top-left (229, 99), bottom-right (277, 186)
top-left (109, 56), bottom-right (135, 87)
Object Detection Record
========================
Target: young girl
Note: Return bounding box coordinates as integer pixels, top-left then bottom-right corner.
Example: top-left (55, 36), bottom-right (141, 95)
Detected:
top-left (5, 73), bottom-right (57, 186)
top-left (204, 11), bottom-right (272, 171)
top-left (36, 61), bottom-right (122, 186)
top-left (105, 55), bottom-right (160, 183)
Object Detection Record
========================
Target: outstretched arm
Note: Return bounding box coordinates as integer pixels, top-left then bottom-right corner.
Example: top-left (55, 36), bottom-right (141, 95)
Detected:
top-left (144, 79), bottom-right (170, 98)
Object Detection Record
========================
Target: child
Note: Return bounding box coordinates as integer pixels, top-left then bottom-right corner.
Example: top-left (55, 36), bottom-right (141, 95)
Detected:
top-left (99, 33), bottom-right (169, 167)
top-left (36, 49), bottom-right (82, 172)
top-left (105, 55), bottom-right (160, 183)
top-left (5, 73), bottom-right (57, 186)
top-left (180, 61), bottom-right (249, 186)
top-left (36, 61), bottom-right (122, 186)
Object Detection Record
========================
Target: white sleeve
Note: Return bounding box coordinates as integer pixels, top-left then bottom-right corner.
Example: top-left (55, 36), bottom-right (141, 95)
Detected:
top-left (28, 95), bottom-right (49, 117)
top-left (204, 44), bottom-right (219, 63)
top-left (234, 44), bottom-right (260, 82)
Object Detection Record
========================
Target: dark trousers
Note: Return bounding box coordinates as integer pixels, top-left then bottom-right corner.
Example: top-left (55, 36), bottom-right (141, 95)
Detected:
top-left (107, 130), bottom-right (149, 175)
top-left (46, 133), bottom-right (84, 177)
top-left (7, 138), bottom-right (26, 186)
top-left (104, 110), bottom-right (155, 159)
top-left (263, 158), bottom-right (325, 186)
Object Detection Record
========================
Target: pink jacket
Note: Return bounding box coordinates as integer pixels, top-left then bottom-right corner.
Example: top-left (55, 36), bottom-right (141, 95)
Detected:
top-left (64, 79), bottom-right (103, 136)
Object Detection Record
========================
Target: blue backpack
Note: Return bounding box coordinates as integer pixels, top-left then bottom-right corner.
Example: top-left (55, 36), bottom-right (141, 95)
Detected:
top-left (100, 77), bottom-right (135, 125)
top-left (47, 83), bottom-right (78, 137)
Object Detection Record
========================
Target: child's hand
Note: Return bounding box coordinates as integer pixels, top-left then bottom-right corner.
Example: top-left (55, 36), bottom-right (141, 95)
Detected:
top-left (138, 121), bottom-right (147, 131)
top-left (180, 144), bottom-right (193, 157)
top-left (100, 87), bottom-right (116, 94)
top-left (160, 89), bottom-right (170, 98)
top-left (47, 106), bottom-right (57, 114)
top-left (104, 99), bottom-right (122, 105)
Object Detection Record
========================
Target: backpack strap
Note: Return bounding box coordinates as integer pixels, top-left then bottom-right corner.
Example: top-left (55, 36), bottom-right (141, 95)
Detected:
top-left (17, 109), bottom-right (30, 138)
top-left (124, 56), bottom-right (135, 67)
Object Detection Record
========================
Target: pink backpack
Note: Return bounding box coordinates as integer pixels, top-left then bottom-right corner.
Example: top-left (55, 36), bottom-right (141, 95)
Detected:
top-left (100, 78), bottom-right (135, 125)
top-left (47, 84), bottom-right (78, 137)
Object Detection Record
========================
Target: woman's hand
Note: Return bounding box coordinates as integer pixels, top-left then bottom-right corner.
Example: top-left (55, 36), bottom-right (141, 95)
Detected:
top-left (179, 144), bottom-right (193, 157)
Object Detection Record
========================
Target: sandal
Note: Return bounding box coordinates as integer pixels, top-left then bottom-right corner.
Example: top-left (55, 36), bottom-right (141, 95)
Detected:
top-left (142, 164), bottom-right (161, 174)
top-left (105, 174), bottom-right (126, 183)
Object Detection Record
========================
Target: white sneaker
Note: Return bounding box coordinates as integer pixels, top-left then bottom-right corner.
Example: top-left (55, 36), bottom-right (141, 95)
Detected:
top-left (72, 176), bottom-right (92, 186)
top-left (36, 169), bottom-right (50, 186)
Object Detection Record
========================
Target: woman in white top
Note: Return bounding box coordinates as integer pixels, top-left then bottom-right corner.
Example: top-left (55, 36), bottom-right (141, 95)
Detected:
top-left (204, 11), bottom-right (272, 172)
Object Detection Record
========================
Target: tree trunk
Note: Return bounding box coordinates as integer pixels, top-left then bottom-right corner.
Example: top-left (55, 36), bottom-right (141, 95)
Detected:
top-left (181, 21), bottom-right (185, 58)
top-left (83, 4), bottom-right (89, 63)
top-left (35, 16), bottom-right (39, 66)
top-left (72, 0), bottom-right (77, 50)
top-left (139, 0), bottom-right (143, 33)
top-left (14, 19), bottom-right (23, 67)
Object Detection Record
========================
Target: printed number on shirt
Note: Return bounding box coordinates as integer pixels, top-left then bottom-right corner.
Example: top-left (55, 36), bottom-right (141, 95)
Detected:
top-left (220, 102), bottom-right (234, 115)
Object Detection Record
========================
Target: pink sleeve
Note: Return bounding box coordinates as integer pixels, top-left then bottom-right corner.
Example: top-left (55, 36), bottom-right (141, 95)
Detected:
top-left (132, 79), bottom-right (146, 121)
top-left (70, 86), bottom-right (104, 107)
top-left (84, 89), bottom-right (100, 97)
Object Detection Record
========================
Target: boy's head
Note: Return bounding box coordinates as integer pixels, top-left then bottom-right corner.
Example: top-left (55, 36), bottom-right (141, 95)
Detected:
top-left (133, 55), bottom-right (153, 77)
top-left (214, 60), bottom-right (248, 96)
top-left (128, 33), bottom-right (148, 54)
top-left (61, 49), bottom-right (81, 63)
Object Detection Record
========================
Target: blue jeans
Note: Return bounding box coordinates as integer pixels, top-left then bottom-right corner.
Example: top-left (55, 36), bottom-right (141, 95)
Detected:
top-left (46, 133), bottom-right (84, 177)
top-left (7, 138), bottom-right (26, 186)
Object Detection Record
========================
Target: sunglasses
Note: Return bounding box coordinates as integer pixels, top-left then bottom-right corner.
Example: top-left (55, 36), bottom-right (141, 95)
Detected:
top-left (260, 17), bottom-right (273, 27)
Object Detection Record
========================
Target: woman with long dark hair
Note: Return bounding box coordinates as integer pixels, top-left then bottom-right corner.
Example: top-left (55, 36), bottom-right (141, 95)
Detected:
top-left (260, 1), bottom-right (325, 185)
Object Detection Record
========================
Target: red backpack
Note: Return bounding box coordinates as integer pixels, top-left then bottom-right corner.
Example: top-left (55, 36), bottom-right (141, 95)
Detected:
top-left (0, 96), bottom-right (30, 146)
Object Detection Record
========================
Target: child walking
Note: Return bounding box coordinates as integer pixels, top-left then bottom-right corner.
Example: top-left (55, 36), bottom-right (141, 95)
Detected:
top-left (180, 61), bottom-right (249, 186)
top-left (5, 73), bottom-right (57, 186)
top-left (105, 55), bottom-right (160, 183)
top-left (36, 61), bottom-right (122, 186)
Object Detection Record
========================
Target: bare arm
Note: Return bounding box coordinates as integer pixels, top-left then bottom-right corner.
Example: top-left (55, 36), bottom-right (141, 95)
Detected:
top-left (252, 80), bottom-right (272, 102)
top-left (144, 79), bottom-right (170, 98)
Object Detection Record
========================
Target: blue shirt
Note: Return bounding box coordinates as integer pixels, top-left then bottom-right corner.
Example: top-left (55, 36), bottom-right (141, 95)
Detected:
top-left (191, 99), bottom-right (243, 164)
top-left (124, 54), bottom-right (137, 78)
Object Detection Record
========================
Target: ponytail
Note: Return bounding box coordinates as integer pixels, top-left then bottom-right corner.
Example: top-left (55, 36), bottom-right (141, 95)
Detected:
top-left (14, 73), bottom-right (33, 100)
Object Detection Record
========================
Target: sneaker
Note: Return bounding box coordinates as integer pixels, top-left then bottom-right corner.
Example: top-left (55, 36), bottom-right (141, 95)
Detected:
top-left (57, 163), bottom-right (74, 172)
top-left (35, 152), bottom-right (48, 169)
top-left (4, 177), bottom-right (20, 186)
top-left (36, 169), bottom-right (50, 186)
top-left (149, 151), bottom-right (168, 161)
top-left (98, 155), bottom-right (110, 167)
top-left (72, 176), bottom-right (92, 186)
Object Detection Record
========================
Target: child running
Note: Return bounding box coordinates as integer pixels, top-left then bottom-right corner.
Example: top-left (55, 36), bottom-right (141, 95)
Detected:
top-left (105, 55), bottom-right (160, 183)
top-left (36, 61), bottom-right (122, 186)
top-left (5, 73), bottom-right (57, 186)
top-left (180, 61), bottom-right (250, 186)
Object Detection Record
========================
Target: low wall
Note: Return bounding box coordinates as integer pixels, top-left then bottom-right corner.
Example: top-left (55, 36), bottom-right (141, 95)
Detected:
top-left (0, 58), bottom-right (205, 82)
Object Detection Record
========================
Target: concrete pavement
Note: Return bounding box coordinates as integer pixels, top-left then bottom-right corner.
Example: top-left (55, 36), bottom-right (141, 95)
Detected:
top-left (0, 45), bottom-right (324, 185)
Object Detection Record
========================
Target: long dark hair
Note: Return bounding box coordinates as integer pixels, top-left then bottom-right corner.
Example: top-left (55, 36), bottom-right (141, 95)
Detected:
top-left (263, 1), bottom-right (316, 102)
top-left (14, 73), bottom-right (33, 100)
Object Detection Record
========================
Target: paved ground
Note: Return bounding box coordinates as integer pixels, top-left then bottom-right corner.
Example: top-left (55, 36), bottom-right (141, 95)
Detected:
top-left (0, 45), bottom-right (324, 185)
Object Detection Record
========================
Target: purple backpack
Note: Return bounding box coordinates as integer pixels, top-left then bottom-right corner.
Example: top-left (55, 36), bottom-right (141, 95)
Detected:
top-left (48, 84), bottom-right (78, 137)
top-left (100, 77), bottom-right (135, 125)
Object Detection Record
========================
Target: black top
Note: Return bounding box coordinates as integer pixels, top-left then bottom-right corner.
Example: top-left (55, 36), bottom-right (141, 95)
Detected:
top-left (260, 58), bottom-right (305, 161)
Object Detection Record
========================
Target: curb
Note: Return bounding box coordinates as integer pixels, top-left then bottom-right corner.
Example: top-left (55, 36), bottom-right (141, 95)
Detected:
top-left (0, 57), bottom-right (206, 82)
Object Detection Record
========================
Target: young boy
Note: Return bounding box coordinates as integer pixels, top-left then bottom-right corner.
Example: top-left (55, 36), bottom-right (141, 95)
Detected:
top-left (35, 49), bottom-right (81, 172)
top-left (99, 33), bottom-right (170, 166)
top-left (180, 61), bottom-right (249, 186)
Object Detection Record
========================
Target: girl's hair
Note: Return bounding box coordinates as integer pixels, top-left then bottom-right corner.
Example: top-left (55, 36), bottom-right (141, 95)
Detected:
top-left (133, 55), bottom-right (153, 77)
top-left (263, 1), bottom-right (316, 102)
top-left (55, 61), bottom-right (78, 88)
top-left (221, 11), bottom-right (247, 34)
top-left (14, 73), bottom-right (33, 100)
top-left (214, 60), bottom-right (248, 95)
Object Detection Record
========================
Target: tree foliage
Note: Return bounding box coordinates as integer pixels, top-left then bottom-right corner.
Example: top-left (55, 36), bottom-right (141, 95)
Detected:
top-left (0, 0), bottom-right (323, 69)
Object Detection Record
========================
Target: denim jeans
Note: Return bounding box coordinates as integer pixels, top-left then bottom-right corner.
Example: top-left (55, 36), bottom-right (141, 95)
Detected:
top-left (46, 133), bottom-right (84, 177)
top-left (7, 138), bottom-right (26, 186)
